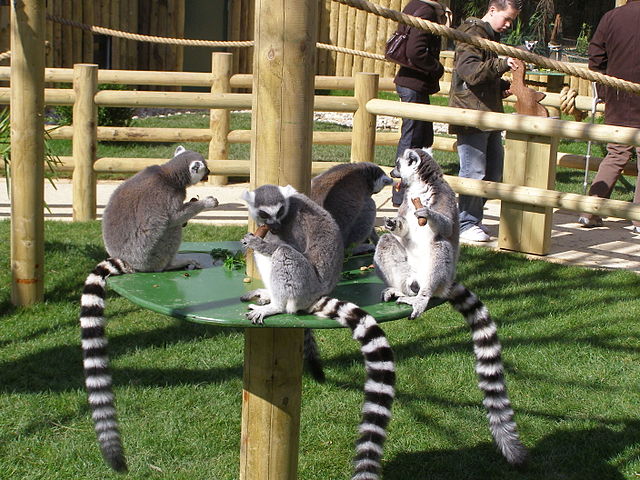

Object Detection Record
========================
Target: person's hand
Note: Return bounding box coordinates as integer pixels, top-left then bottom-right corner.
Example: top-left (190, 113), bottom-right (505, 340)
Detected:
top-left (502, 88), bottom-right (513, 98)
top-left (507, 57), bottom-right (520, 71)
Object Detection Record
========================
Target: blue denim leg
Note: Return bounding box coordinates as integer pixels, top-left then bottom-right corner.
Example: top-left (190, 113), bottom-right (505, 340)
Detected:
top-left (396, 86), bottom-right (433, 159)
top-left (457, 130), bottom-right (504, 232)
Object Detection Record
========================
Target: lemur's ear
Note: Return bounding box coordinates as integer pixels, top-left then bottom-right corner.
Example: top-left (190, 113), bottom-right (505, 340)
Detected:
top-left (241, 189), bottom-right (255, 205)
top-left (406, 149), bottom-right (422, 167)
top-left (174, 145), bottom-right (186, 156)
top-left (279, 185), bottom-right (298, 198)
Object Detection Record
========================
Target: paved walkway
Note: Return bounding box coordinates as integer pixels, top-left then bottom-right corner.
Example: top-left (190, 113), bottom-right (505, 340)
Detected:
top-left (1, 179), bottom-right (639, 273)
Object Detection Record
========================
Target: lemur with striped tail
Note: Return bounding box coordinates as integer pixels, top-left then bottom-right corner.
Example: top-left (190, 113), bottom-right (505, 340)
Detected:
top-left (241, 184), bottom-right (395, 480)
top-left (80, 147), bottom-right (218, 472)
top-left (310, 161), bottom-right (393, 255)
top-left (374, 148), bottom-right (528, 466)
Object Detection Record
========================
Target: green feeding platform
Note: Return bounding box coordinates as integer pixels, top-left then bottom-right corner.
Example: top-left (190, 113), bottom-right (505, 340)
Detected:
top-left (108, 241), bottom-right (445, 328)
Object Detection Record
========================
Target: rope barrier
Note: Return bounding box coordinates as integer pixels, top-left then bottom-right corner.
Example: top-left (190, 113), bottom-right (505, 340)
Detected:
top-left (331, 0), bottom-right (640, 96)
top-left (46, 15), bottom-right (254, 48)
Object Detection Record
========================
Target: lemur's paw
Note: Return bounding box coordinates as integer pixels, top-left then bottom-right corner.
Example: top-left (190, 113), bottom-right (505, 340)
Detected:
top-left (381, 287), bottom-right (402, 302)
top-left (203, 196), bottom-right (219, 210)
top-left (245, 305), bottom-right (265, 325)
top-left (396, 296), bottom-right (429, 320)
top-left (241, 232), bottom-right (262, 250)
top-left (185, 260), bottom-right (202, 270)
top-left (241, 288), bottom-right (271, 304)
top-left (414, 206), bottom-right (430, 220)
top-left (383, 217), bottom-right (398, 231)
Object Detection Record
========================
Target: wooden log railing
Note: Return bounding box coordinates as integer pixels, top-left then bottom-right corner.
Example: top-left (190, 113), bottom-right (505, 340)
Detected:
top-left (2, 59), bottom-right (639, 256)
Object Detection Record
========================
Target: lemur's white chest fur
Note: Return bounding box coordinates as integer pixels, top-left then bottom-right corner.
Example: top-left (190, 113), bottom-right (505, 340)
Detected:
top-left (398, 183), bottom-right (436, 275)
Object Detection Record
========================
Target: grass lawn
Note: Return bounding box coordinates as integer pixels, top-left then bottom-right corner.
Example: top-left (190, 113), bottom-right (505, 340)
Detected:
top-left (1, 220), bottom-right (639, 479)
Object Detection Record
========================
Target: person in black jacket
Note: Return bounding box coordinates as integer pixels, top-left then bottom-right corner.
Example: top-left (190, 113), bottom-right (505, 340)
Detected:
top-left (392, 0), bottom-right (446, 206)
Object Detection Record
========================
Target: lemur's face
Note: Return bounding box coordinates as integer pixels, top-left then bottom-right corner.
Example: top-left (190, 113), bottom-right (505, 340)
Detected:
top-left (242, 185), bottom-right (295, 233)
top-left (189, 159), bottom-right (210, 184)
top-left (373, 173), bottom-right (394, 193)
top-left (391, 149), bottom-right (423, 187)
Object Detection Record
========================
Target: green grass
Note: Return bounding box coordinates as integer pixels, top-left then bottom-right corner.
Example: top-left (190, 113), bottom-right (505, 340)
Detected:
top-left (1, 220), bottom-right (639, 479)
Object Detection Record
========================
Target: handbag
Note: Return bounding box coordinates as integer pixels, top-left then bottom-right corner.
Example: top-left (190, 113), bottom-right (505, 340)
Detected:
top-left (384, 28), bottom-right (413, 70)
top-left (385, 0), bottom-right (451, 71)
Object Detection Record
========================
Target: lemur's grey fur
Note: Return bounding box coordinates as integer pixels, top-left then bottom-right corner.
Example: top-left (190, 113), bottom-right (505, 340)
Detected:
top-left (80, 147), bottom-right (218, 472)
top-left (241, 184), bottom-right (396, 480)
top-left (374, 149), bottom-right (528, 466)
top-left (310, 162), bottom-right (392, 254)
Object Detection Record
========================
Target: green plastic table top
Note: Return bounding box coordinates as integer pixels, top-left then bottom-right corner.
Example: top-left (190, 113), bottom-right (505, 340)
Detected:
top-left (108, 241), bottom-right (445, 329)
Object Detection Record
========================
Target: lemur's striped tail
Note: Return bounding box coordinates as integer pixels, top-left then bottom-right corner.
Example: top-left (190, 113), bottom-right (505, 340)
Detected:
top-left (80, 258), bottom-right (132, 472)
top-left (303, 328), bottom-right (326, 382)
top-left (310, 297), bottom-right (396, 480)
top-left (448, 282), bottom-right (528, 466)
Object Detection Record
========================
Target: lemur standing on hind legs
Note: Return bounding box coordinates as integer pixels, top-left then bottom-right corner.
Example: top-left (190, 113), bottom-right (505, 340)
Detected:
top-left (374, 148), bottom-right (528, 466)
top-left (80, 147), bottom-right (219, 472)
top-left (241, 184), bottom-right (395, 480)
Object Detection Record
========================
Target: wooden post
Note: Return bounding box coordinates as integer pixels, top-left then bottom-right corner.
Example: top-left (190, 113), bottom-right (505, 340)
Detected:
top-left (499, 133), bottom-right (559, 255)
top-left (208, 52), bottom-right (232, 186)
top-left (351, 72), bottom-right (378, 163)
top-left (240, 0), bottom-right (317, 476)
top-left (72, 64), bottom-right (98, 221)
top-left (10, 0), bottom-right (46, 305)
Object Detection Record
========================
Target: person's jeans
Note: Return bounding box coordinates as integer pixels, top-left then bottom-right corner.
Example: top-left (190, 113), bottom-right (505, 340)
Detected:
top-left (396, 85), bottom-right (433, 159)
top-left (457, 130), bottom-right (504, 232)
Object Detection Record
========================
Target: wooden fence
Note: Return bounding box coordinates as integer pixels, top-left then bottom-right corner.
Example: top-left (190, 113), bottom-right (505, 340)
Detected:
top-left (1, 56), bottom-right (638, 255)
top-left (0, 0), bottom-right (184, 71)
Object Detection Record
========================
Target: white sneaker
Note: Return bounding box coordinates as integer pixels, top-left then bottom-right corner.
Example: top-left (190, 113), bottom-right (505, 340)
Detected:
top-left (478, 223), bottom-right (490, 234)
top-left (460, 225), bottom-right (491, 242)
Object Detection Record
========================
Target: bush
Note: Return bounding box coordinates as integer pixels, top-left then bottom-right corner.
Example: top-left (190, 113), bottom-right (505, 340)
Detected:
top-left (52, 83), bottom-right (135, 127)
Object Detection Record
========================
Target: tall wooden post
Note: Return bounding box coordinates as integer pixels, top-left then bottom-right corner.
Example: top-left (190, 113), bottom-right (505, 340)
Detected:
top-left (72, 64), bottom-right (98, 221)
top-left (240, 0), bottom-right (317, 476)
top-left (499, 133), bottom-right (559, 255)
top-left (208, 52), bottom-right (232, 186)
top-left (351, 72), bottom-right (378, 163)
top-left (10, 0), bottom-right (46, 305)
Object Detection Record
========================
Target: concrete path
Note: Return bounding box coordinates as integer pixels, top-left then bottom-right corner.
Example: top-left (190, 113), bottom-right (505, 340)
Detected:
top-left (1, 178), bottom-right (639, 273)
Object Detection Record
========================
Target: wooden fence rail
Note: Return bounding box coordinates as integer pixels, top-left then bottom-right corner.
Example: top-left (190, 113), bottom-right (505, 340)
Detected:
top-left (2, 59), bottom-right (638, 256)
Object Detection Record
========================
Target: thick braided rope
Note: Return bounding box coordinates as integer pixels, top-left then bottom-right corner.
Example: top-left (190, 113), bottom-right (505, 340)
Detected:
top-left (332, 0), bottom-right (640, 96)
top-left (47, 14), bottom-right (254, 48)
top-left (0, 51), bottom-right (10, 63)
top-left (559, 86), bottom-right (585, 120)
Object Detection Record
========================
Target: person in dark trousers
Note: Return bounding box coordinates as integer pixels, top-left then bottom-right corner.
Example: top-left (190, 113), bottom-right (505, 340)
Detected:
top-left (392, 0), bottom-right (446, 206)
top-left (447, 0), bottom-right (521, 242)
top-left (578, 0), bottom-right (640, 235)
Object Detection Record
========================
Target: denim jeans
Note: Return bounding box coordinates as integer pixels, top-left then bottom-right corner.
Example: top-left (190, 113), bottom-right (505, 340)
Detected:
top-left (396, 85), bottom-right (433, 159)
top-left (457, 130), bottom-right (504, 232)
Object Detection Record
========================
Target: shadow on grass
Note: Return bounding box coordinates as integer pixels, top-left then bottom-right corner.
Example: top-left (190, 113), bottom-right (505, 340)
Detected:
top-left (0, 320), bottom-right (243, 394)
top-left (384, 421), bottom-right (640, 480)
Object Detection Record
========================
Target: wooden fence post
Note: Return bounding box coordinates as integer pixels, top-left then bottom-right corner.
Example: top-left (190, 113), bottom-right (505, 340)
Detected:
top-left (351, 72), bottom-right (378, 163)
top-left (208, 52), bottom-right (232, 186)
top-left (499, 133), bottom-right (559, 255)
top-left (72, 64), bottom-right (98, 221)
top-left (240, 0), bottom-right (317, 475)
top-left (10, 0), bottom-right (46, 305)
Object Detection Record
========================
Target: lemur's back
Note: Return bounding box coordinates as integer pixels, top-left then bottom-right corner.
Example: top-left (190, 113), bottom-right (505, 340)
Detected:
top-left (273, 193), bottom-right (343, 293)
top-left (102, 166), bottom-right (185, 271)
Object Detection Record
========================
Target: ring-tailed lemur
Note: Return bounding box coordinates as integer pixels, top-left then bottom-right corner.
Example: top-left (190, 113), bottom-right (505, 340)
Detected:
top-left (310, 162), bottom-right (393, 255)
top-left (80, 146), bottom-right (219, 472)
top-left (241, 184), bottom-right (395, 480)
top-left (374, 149), bottom-right (528, 466)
